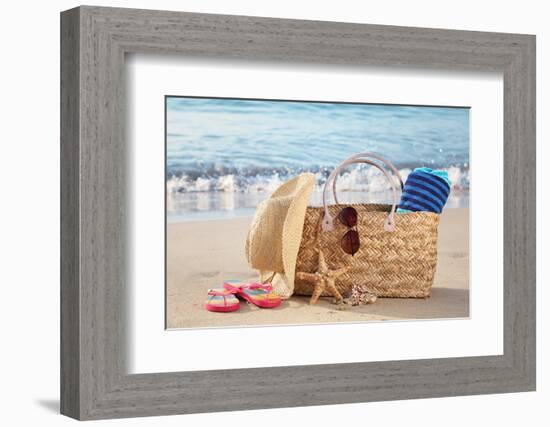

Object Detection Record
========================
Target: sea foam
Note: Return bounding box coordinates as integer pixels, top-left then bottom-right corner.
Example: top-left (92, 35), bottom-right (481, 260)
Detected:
top-left (166, 165), bottom-right (470, 195)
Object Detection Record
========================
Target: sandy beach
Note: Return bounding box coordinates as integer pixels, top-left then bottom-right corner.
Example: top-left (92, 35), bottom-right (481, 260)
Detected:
top-left (166, 208), bottom-right (469, 329)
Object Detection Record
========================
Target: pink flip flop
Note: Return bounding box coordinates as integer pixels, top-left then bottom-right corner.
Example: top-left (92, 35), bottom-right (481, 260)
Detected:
top-left (204, 288), bottom-right (240, 312)
top-left (223, 281), bottom-right (281, 308)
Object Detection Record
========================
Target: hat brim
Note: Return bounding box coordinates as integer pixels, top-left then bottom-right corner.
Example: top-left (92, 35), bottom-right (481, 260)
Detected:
top-left (279, 173), bottom-right (316, 296)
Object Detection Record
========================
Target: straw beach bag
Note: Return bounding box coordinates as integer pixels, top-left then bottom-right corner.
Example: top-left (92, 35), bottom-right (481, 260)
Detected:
top-left (294, 153), bottom-right (440, 298)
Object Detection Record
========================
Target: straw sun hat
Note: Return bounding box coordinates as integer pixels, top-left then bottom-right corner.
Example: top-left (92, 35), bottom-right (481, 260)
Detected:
top-left (245, 173), bottom-right (316, 298)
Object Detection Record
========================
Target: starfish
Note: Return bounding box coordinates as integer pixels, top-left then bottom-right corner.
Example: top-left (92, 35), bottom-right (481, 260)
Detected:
top-left (296, 250), bottom-right (349, 305)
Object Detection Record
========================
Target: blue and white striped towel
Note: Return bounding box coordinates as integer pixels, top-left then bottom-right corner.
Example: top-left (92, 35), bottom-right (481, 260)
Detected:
top-left (397, 167), bottom-right (451, 214)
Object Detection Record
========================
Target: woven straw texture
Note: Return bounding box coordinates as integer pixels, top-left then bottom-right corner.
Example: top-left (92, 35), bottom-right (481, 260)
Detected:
top-left (294, 204), bottom-right (440, 298)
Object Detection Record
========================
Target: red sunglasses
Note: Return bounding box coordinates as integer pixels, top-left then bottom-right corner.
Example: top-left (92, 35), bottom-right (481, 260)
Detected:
top-left (338, 206), bottom-right (360, 256)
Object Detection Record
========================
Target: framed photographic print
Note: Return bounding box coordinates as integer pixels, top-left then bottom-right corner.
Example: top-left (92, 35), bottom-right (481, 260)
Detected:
top-left (61, 6), bottom-right (536, 420)
top-left (164, 95), bottom-right (471, 330)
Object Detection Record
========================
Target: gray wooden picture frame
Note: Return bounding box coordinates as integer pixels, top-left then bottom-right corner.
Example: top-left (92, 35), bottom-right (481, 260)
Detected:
top-left (60, 5), bottom-right (536, 421)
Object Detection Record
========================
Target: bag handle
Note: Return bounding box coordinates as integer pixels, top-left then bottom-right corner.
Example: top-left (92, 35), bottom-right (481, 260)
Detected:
top-left (330, 159), bottom-right (403, 205)
top-left (321, 153), bottom-right (404, 232)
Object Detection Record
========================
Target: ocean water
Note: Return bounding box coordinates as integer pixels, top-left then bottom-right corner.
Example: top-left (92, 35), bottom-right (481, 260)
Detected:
top-left (166, 97), bottom-right (470, 221)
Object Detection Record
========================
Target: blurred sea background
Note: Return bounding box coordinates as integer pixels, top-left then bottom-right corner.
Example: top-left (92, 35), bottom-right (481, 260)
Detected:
top-left (166, 97), bottom-right (470, 222)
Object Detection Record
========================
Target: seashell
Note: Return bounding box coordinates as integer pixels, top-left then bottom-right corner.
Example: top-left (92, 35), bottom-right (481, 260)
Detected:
top-left (343, 284), bottom-right (377, 306)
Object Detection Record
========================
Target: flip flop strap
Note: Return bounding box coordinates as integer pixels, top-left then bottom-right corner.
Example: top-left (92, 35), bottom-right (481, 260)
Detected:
top-left (207, 289), bottom-right (232, 306)
top-left (225, 283), bottom-right (273, 294)
top-left (242, 283), bottom-right (273, 293)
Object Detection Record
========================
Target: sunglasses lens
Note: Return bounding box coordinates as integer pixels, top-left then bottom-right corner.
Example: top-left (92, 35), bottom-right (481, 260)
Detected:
top-left (339, 206), bottom-right (358, 227)
top-left (341, 229), bottom-right (360, 256)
